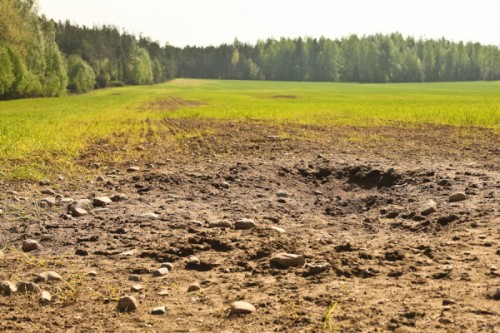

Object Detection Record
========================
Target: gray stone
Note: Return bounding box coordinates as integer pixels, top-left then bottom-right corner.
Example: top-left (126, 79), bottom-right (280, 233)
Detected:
top-left (93, 196), bottom-right (112, 207)
top-left (270, 253), bottom-right (306, 268)
top-left (157, 289), bottom-right (169, 296)
top-left (117, 295), bottom-right (138, 312)
top-left (17, 281), bottom-right (40, 293)
top-left (449, 192), bottom-right (467, 202)
top-left (152, 267), bottom-right (169, 277)
top-left (68, 199), bottom-right (93, 211)
top-left (39, 290), bottom-right (52, 304)
top-left (0, 280), bottom-right (17, 295)
top-left (234, 218), bottom-right (257, 230)
top-left (151, 306), bottom-right (166, 315)
top-left (36, 271), bottom-right (62, 283)
top-left (208, 220), bottom-right (232, 228)
top-left (187, 283), bottom-right (201, 292)
top-left (421, 199), bottom-right (437, 215)
top-left (230, 301), bottom-right (256, 315)
top-left (22, 239), bottom-right (40, 252)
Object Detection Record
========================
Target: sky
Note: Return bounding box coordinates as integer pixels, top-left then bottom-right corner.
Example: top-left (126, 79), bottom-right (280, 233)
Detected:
top-left (38, 0), bottom-right (500, 47)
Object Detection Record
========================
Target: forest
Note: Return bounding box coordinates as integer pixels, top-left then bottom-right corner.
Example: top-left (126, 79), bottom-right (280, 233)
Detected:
top-left (1, 0), bottom-right (499, 100)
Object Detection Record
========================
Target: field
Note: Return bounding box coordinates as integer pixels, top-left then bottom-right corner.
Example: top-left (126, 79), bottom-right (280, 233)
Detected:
top-left (0, 80), bottom-right (499, 332)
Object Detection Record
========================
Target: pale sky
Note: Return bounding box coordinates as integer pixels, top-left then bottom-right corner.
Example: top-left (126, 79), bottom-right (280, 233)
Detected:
top-left (38, 0), bottom-right (500, 47)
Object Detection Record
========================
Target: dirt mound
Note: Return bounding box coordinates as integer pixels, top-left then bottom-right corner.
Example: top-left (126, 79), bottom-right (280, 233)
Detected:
top-left (138, 96), bottom-right (205, 111)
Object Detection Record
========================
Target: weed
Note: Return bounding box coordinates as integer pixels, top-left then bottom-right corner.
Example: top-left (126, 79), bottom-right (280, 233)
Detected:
top-left (323, 302), bottom-right (339, 332)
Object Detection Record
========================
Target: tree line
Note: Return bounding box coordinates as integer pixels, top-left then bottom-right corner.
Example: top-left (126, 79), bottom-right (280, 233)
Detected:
top-left (1, 0), bottom-right (499, 100)
top-left (179, 35), bottom-right (499, 83)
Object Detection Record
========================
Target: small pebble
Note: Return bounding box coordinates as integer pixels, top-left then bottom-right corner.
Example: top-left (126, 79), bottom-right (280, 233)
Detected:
top-left (39, 290), bottom-right (52, 304)
top-left (270, 253), bottom-right (305, 268)
top-left (131, 284), bottom-right (143, 292)
top-left (187, 283), bottom-right (201, 292)
top-left (151, 306), bottom-right (166, 315)
top-left (128, 274), bottom-right (141, 282)
top-left (36, 271), bottom-right (63, 283)
top-left (0, 280), bottom-right (17, 295)
top-left (117, 295), bottom-right (138, 312)
top-left (22, 239), bottom-right (40, 252)
top-left (208, 220), bottom-right (232, 228)
top-left (153, 268), bottom-right (169, 277)
top-left (449, 192), bottom-right (467, 202)
top-left (127, 166), bottom-right (140, 172)
top-left (160, 263), bottom-right (174, 270)
top-left (230, 301), bottom-right (256, 315)
top-left (234, 218), bottom-right (257, 230)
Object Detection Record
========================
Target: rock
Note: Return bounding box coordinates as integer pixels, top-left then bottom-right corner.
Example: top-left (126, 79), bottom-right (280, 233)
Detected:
top-left (91, 163), bottom-right (101, 169)
top-left (127, 166), bottom-right (140, 172)
top-left (276, 190), bottom-right (292, 198)
top-left (160, 262), bottom-right (174, 271)
top-left (68, 199), bottom-right (93, 211)
top-left (87, 270), bottom-right (98, 277)
top-left (421, 199), bottom-right (437, 215)
top-left (68, 199), bottom-right (93, 217)
top-left (35, 271), bottom-right (62, 283)
top-left (39, 290), bottom-right (52, 304)
top-left (230, 301), bottom-right (256, 315)
top-left (269, 226), bottom-right (286, 234)
top-left (39, 180), bottom-right (51, 186)
top-left (270, 253), bottom-right (305, 268)
top-left (71, 207), bottom-right (88, 217)
top-left (141, 212), bottom-right (159, 219)
top-left (117, 295), bottom-right (138, 312)
top-left (118, 249), bottom-right (137, 257)
top-left (0, 209), bottom-right (3, 214)
top-left (60, 197), bottom-right (74, 204)
top-left (22, 239), bottom-right (40, 252)
top-left (449, 192), bottom-right (467, 202)
top-left (128, 274), bottom-right (141, 282)
top-left (438, 179), bottom-right (451, 186)
top-left (17, 281), bottom-right (40, 293)
top-left (492, 288), bottom-right (500, 301)
top-left (0, 280), bottom-right (17, 295)
top-left (39, 197), bottom-right (56, 208)
top-left (187, 283), bottom-right (201, 292)
top-left (93, 196), bottom-right (112, 207)
top-left (131, 284), bottom-right (143, 292)
top-left (157, 289), bottom-right (169, 296)
top-left (306, 262), bottom-right (331, 275)
top-left (152, 268), bottom-right (169, 277)
top-left (111, 194), bottom-right (129, 202)
top-left (151, 306), bottom-right (166, 315)
top-left (188, 256), bottom-right (201, 265)
top-left (208, 220), bottom-right (232, 228)
top-left (234, 218), bottom-right (257, 230)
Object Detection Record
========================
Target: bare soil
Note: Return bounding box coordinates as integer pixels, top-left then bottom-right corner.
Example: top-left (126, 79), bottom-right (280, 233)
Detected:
top-left (0, 119), bottom-right (499, 333)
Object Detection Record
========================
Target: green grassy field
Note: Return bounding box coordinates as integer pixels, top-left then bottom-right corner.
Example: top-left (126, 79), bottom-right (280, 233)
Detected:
top-left (0, 79), bottom-right (499, 180)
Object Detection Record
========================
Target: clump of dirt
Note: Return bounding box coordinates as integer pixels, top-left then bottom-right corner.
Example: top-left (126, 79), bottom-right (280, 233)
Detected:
top-left (138, 96), bottom-right (205, 111)
top-left (0, 119), bottom-right (498, 333)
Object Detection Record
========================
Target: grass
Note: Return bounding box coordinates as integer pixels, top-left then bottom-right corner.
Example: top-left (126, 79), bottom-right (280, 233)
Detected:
top-left (0, 79), bottom-right (498, 180)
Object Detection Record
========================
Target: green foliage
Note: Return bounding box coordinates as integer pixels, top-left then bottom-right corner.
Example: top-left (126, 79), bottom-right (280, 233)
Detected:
top-left (67, 54), bottom-right (96, 93)
top-left (0, 46), bottom-right (15, 94)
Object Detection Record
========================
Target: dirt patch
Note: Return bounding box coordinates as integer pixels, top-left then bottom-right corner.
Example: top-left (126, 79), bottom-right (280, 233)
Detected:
top-left (0, 119), bottom-right (498, 332)
top-left (138, 96), bottom-right (205, 111)
top-left (270, 95), bottom-right (298, 99)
